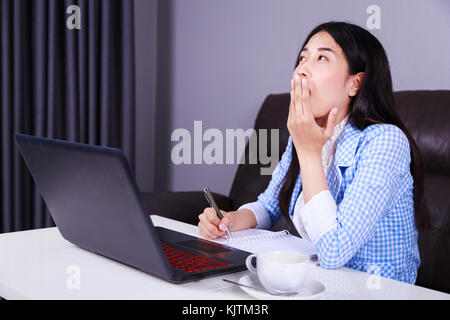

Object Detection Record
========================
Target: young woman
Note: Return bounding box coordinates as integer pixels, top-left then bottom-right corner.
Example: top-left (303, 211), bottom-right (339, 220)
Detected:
top-left (198, 21), bottom-right (429, 284)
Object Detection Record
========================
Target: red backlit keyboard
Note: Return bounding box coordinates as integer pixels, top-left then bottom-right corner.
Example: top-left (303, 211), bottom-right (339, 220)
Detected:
top-left (161, 242), bottom-right (229, 273)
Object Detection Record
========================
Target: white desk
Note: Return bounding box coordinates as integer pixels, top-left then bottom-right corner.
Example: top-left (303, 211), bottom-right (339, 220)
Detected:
top-left (0, 215), bottom-right (448, 300)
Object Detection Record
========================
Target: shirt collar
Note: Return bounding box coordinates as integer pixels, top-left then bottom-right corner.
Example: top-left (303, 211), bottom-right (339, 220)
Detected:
top-left (330, 113), bottom-right (350, 143)
top-left (321, 114), bottom-right (350, 169)
top-left (322, 114), bottom-right (350, 155)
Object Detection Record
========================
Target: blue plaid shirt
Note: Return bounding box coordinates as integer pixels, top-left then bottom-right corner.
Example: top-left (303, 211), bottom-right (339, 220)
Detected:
top-left (240, 119), bottom-right (420, 284)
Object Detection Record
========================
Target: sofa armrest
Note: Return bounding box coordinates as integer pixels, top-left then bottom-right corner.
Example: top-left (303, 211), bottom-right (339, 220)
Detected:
top-left (141, 191), bottom-right (234, 226)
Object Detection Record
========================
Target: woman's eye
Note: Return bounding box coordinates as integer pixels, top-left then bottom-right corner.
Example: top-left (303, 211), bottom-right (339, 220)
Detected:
top-left (299, 55), bottom-right (327, 62)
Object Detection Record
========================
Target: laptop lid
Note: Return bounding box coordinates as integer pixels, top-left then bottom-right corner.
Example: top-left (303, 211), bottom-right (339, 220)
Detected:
top-left (14, 133), bottom-right (174, 280)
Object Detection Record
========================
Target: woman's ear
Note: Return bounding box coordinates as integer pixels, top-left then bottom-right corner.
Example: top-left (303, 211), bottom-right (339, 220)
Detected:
top-left (348, 72), bottom-right (365, 97)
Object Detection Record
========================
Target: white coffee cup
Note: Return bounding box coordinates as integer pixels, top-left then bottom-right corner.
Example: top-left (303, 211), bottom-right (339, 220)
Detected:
top-left (245, 251), bottom-right (310, 293)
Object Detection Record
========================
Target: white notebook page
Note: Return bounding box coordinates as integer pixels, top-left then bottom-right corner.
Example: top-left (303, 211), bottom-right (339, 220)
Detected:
top-left (190, 228), bottom-right (316, 257)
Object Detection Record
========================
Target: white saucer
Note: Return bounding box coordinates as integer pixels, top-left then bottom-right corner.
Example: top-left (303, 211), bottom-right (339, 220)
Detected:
top-left (238, 273), bottom-right (326, 300)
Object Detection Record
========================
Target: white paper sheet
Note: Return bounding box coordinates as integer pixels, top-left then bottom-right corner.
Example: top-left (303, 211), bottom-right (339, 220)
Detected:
top-left (190, 228), bottom-right (316, 257)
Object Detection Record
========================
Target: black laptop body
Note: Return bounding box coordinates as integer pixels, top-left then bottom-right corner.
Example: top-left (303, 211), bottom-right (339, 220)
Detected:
top-left (14, 133), bottom-right (250, 284)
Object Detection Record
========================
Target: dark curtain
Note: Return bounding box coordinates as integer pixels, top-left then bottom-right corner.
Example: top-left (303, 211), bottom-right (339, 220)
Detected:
top-left (0, 0), bottom-right (135, 233)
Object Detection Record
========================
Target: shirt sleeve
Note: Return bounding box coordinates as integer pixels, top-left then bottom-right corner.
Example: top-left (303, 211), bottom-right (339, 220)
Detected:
top-left (310, 126), bottom-right (412, 269)
top-left (297, 189), bottom-right (337, 243)
top-left (238, 136), bottom-right (294, 229)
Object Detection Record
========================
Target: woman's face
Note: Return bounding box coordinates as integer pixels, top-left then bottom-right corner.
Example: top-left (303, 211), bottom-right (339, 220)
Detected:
top-left (294, 31), bottom-right (362, 125)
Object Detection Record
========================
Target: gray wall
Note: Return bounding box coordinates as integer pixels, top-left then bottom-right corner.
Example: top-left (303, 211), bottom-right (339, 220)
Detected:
top-left (137, 0), bottom-right (450, 197)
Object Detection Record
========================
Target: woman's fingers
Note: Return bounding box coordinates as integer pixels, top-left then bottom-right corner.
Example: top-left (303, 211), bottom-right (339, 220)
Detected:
top-left (198, 207), bottom-right (227, 239)
top-left (290, 77), bottom-right (295, 108)
top-left (200, 207), bottom-right (221, 225)
top-left (198, 226), bottom-right (217, 239)
top-left (198, 217), bottom-right (224, 238)
top-left (301, 78), bottom-right (314, 120)
top-left (288, 77), bottom-right (295, 125)
top-left (218, 212), bottom-right (233, 231)
top-left (199, 220), bottom-right (224, 239)
top-left (294, 74), bottom-right (303, 115)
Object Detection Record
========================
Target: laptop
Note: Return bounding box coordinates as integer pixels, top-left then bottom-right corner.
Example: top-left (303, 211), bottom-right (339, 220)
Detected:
top-left (14, 133), bottom-right (251, 284)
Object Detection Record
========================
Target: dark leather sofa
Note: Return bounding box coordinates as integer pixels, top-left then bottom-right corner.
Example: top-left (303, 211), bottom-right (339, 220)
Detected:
top-left (142, 90), bottom-right (450, 293)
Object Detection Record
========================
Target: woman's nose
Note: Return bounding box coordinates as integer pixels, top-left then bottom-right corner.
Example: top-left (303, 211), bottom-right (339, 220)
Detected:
top-left (294, 66), bottom-right (309, 79)
top-left (293, 71), bottom-right (309, 81)
top-left (299, 67), bottom-right (310, 79)
top-left (297, 61), bottom-right (311, 78)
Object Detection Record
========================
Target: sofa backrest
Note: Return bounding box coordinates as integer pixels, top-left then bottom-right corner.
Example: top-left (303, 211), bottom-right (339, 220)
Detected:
top-left (228, 90), bottom-right (450, 292)
top-left (394, 90), bottom-right (450, 293)
top-left (228, 93), bottom-right (290, 210)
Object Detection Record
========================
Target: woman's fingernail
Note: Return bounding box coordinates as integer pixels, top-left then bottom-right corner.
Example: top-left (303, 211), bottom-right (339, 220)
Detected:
top-left (332, 108), bottom-right (338, 115)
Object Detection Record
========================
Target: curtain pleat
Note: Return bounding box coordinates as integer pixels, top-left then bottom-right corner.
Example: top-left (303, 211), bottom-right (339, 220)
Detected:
top-left (1, 0), bottom-right (12, 233)
top-left (0, 0), bottom-right (135, 233)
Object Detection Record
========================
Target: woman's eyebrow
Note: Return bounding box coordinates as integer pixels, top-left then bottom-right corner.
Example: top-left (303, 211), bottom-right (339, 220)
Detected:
top-left (301, 46), bottom-right (336, 55)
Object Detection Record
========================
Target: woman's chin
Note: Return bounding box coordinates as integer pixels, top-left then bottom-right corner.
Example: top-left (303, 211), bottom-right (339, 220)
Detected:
top-left (313, 112), bottom-right (329, 120)
top-left (313, 113), bottom-right (329, 127)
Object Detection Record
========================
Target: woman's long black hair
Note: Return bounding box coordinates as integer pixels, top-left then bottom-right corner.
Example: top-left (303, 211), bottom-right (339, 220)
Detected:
top-left (278, 21), bottom-right (430, 232)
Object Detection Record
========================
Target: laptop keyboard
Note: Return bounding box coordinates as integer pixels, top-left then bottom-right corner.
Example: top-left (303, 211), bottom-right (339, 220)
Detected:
top-left (161, 242), bottom-right (229, 273)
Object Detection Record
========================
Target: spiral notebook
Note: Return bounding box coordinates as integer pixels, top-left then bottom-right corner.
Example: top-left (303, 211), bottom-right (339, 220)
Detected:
top-left (191, 228), bottom-right (316, 257)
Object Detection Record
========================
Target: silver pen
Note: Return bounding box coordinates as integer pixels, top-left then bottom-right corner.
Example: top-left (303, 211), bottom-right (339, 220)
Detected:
top-left (203, 187), bottom-right (232, 239)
